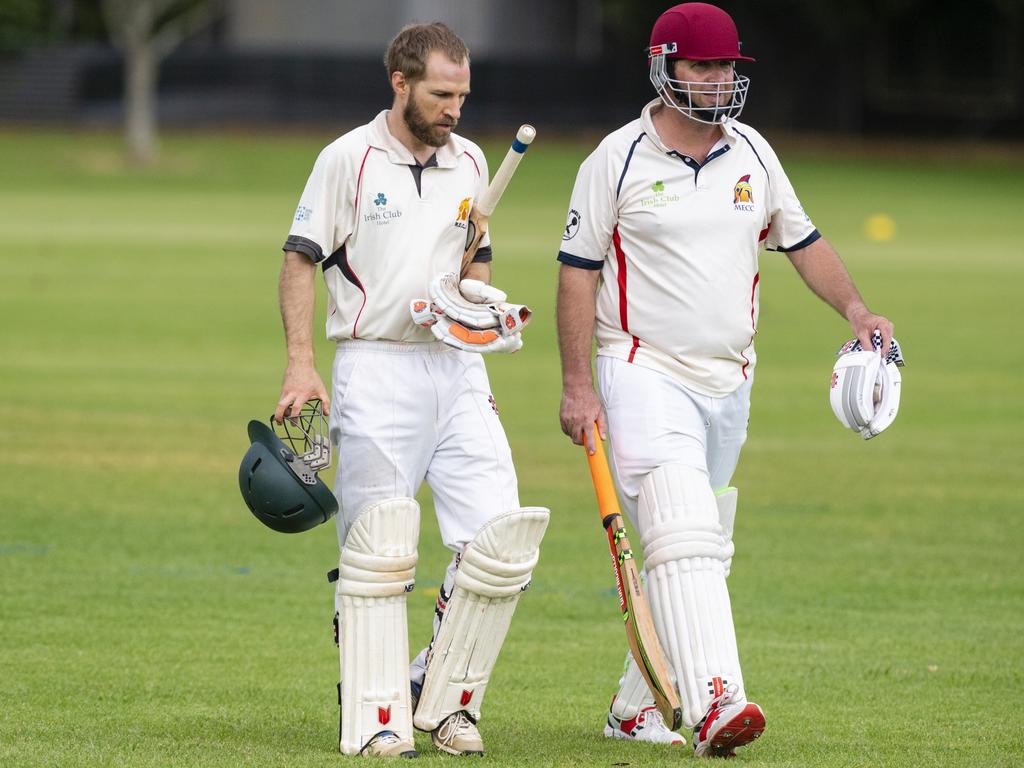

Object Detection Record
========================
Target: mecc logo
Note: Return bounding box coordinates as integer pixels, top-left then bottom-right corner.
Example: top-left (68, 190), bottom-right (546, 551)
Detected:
top-left (455, 197), bottom-right (471, 229)
top-left (733, 175), bottom-right (755, 212)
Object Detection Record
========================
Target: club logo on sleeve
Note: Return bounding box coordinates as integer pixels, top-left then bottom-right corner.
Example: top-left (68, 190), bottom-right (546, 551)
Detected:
top-left (455, 197), bottom-right (471, 229)
top-left (733, 175), bottom-right (755, 211)
top-left (563, 208), bottom-right (581, 241)
top-left (294, 204), bottom-right (313, 222)
top-left (364, 191), bottom-right (402, 224)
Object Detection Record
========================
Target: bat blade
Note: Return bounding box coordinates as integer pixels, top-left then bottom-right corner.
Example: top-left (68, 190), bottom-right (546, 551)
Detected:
top-left (584, 426), bottom-right (683, 731)
top-left (460, 124), bottom-right (536, 276)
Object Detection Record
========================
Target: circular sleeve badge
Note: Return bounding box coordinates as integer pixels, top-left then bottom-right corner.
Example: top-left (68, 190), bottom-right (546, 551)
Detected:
top-left (562, 208), bottom-right (582, 241)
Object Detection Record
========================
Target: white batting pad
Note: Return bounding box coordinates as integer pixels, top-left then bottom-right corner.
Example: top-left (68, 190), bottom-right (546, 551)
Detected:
top-left (715, 487), bottom-right (738, 578)
top-left (610, 648), bottom-right (658, 719)
top-left (611, 483), bottom-right (736, 718)
top-left (639, 464), bottom-right (744, 728)
top-left (413, 507), bottom-right (549, 731)
top-left (337, 497), bottom-right (420, 755)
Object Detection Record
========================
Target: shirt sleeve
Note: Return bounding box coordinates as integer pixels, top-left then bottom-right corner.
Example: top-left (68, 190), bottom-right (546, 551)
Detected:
top-left (556, 145), bottom-right (617, 270)
top-left (282, 145), bottom-right (352, 263)
top-left (762, 145), bottom-right (820, 253)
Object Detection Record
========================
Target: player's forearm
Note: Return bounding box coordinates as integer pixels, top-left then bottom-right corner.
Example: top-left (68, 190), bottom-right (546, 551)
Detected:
top-left (279, 250), bottom-right (318, 365)
top-left (557, 265), bottom-right (600, 388)
top-left (786, 237), bottom-right (869, 321)
top-left (463, 260), bottom-right (491, 284)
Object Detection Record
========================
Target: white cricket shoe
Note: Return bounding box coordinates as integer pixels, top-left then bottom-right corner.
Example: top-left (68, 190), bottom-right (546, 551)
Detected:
top-left (604, 705), bottom-right (686, 745)
top-left (692, 684), bottom-right (765, 758)
top-left (358, 730), bottom-right (418, 758)
top-left (432, 711), bottom-right (484, 756)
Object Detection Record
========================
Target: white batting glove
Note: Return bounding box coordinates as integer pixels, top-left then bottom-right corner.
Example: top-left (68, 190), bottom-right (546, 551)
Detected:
top-left (409, 272), bottom-right (531, 354)
top-left (829, 334), bottom-right (904, 440)
top-left (458, 278), bottom-right (507, 304)
top-left (428, 272), bottom-right (500, 330)
top-left (427, 272), bottom-right (532, 333)
top-left (410, 298), bottom-right (522, 354)
top-left (446, 272), bottom-right (532, 334)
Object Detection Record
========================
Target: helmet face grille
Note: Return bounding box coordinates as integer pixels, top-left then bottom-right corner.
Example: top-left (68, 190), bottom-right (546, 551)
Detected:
top-left (649, 54), bottom-right (750, 124)
top-left (274, 399), bottom-right (331, 471)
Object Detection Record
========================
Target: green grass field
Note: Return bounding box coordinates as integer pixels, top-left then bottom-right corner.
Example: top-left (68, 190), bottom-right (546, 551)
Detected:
top-left (1, 127), bottom-right (1022, 767)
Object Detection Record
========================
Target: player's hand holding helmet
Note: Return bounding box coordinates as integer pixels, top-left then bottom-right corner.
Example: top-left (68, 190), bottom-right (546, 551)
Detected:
top-left (829, 332), bottom-right (905, 440)
top-left (238, 399), bottom-right (338, 532)
top-left (409, 271), bottom-right (532, 354)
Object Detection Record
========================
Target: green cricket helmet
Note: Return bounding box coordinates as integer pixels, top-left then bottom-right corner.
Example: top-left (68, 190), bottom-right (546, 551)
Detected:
top-left (238, 400), bottom-right (338, 533)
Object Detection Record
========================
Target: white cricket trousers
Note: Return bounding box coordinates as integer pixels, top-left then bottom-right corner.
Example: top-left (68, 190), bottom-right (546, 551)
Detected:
top-left (596, 355), bottom-right (752, 526)
top-left (328, 339), bottom-right (520, 550)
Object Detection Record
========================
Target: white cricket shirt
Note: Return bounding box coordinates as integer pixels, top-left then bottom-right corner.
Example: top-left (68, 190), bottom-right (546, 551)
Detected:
top-left (284, 110), bottom-right (491, 342)
top-left (558, 99), bottom-right (819, 397)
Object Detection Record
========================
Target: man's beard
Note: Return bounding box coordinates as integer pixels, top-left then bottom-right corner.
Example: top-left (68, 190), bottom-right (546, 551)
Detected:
top-left (404, 92), bottom-right (454, 148)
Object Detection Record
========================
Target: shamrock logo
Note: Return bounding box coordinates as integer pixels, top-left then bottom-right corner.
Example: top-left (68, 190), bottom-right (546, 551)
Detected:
top-left (374, 193), bottom-right (387, 206)
top-left (652, 180), bottom-right (665, 193)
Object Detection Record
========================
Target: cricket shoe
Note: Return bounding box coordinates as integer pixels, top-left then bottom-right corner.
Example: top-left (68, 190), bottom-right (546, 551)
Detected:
top-left (692, 684), bottom-right (765, 758)
top-left (358, 730), bottom-right (418, 758)
top-left (431, 710), bottom-right (484, 756)
top-left (604, 705), bottom-right (686, 745)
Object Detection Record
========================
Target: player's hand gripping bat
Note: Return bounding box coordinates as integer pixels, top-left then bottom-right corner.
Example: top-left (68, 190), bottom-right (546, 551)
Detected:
top-left (460, 124), bottom-right (536, 277)
top-left (583, 425), bottom-right (683, 731)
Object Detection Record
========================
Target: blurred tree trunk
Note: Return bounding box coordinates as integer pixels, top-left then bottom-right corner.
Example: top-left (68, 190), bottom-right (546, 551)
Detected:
top-left (102, 0), bottom-right (218, 166)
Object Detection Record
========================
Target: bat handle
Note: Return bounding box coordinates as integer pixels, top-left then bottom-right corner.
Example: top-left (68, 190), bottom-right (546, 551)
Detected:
top-left (513, 124), bottom-right (536, 151)
top-left (583, 423), bottom-right (621, 524)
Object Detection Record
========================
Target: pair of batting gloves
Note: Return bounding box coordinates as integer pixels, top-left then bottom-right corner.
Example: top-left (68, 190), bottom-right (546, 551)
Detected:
top-left (410, 272), bottom-right (531, 354)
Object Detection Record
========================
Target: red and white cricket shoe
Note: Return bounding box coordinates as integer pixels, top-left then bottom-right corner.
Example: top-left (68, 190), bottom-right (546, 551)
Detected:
top-left (692, 684), bottom-right (765, 757)
top-left (604, 705), bottom-right (686, 745)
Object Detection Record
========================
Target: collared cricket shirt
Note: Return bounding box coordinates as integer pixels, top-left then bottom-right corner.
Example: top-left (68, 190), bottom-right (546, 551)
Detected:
top-left (284, 110), bottom-right (490, 342)
top-left (558, 99), bottom-right (819, 397)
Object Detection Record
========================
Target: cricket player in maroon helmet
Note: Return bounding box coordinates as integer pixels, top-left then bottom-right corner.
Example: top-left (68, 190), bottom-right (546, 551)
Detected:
top-left (556, 2), bottom-right (895, 757)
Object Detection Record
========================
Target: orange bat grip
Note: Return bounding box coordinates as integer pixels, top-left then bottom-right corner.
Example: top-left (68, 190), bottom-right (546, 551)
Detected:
top-left (583, 425), bottom-right (621, 525)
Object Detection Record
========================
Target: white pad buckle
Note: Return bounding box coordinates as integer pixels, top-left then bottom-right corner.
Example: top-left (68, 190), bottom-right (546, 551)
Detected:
top-left (413, 508), bottom-right (550, 731)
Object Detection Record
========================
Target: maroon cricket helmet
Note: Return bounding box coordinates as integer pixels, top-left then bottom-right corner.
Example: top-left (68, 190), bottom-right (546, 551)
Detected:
top-left (648, 3), bottom-right (754, 62)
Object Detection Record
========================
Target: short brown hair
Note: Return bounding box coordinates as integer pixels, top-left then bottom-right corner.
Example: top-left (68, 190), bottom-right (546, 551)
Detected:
top-left (384, 22), bottom-right (470, 85)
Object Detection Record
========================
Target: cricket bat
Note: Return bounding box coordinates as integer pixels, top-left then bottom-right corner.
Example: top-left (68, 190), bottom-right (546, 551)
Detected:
top-left (584, 425), bottom-right (683, 731)
top-left (460, 124), bottom-right (536, 277)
